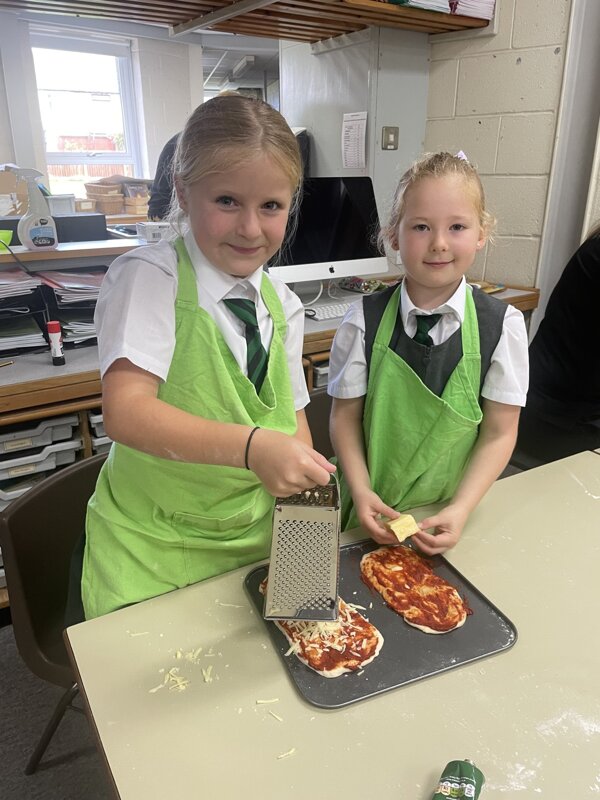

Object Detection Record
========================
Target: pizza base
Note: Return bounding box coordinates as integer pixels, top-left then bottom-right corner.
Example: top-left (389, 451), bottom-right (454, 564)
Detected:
top-left (259, 579), bottom-right (384, 678)
top-left (360, 546), bottom-right (469, 634)
top-left (404, 616), bottom-right (467, 635)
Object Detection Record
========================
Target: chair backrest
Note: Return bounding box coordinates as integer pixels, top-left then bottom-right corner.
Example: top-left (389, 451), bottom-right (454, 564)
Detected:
top-left (0, 454), bottom-right (106, 687)
top-left (305, 388), bottom-right (334, 460)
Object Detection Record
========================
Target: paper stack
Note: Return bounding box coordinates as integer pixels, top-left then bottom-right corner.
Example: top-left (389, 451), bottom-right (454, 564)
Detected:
top-left (38, 270), bottom-right (105, 304)
top-left (389, 0), bottom-right (450, 11)
top-left (0, 266), bottom-right (42, 299)
top-left (449, 0), bottom-right (496, 19)
top-left (0, 267), bottom-right (45, 353)
top-left (0, 316), bottom-right (46, 351)
top-left (54, 308), bottom-right (97, 344)
top-left (38, 269), bottom-right (106, 345)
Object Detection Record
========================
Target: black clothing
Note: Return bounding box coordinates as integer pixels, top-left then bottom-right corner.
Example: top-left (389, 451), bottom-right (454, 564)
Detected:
top-left (516, 234), bottom-right (600, 465)
top-left (148, 132), bottom-right (179, 220)
top-left (363, 282), bottom-right (506, 398)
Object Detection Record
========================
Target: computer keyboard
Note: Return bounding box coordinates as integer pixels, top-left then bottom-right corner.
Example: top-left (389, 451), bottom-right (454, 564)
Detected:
top-left (309, 301), bottom-right (353, 321)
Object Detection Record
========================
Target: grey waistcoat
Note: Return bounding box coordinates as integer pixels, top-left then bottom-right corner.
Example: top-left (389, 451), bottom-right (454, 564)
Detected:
top-left (363, 282), bottom-right (506, 398)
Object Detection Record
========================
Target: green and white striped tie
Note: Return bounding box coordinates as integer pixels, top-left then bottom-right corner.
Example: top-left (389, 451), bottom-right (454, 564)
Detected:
top-left (223, 298), bottom-right (269, 393)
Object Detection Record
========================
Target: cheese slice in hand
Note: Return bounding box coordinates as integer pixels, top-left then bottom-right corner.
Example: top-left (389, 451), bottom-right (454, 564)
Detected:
top-left (385, 513), bottom-right (420, 543)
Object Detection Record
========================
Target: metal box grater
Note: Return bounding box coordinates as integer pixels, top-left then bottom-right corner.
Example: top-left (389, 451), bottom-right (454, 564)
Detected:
top-left (264, 477), bottom-right (340, 621)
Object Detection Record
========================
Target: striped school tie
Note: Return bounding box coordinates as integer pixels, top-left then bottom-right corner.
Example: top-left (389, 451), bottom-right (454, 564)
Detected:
top-left (223, 298), bottom-right (269, 393)
top-left (413, 313), bottom-right (441, 346)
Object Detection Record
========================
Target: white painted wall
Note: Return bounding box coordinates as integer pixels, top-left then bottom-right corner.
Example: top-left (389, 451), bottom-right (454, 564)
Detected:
top-left (0, 50), bottom-right (15, 165)
top-left (425, 0), bottom-right (572, 289)
top-left (583, 129), bottom-right (600, 236)
top-left (279, 28), bottom-right (429, 227)
top-left (530, 0), bottom-right (600, 335)
top-left (131, 36), bottom-right (199, 179)
top-left (0, 13), bottom-right (49, 182)
top-left (424, 0), bottom-right (600, 338)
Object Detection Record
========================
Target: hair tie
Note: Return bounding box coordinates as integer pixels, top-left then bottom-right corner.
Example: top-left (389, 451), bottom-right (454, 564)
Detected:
top-left (455, 150), bottom-right (469, 162)
top-left (244, 426), bottom-right (261, 470)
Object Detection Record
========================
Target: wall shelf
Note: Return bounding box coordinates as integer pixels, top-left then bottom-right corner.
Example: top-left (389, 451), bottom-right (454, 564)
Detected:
top-left (0, 0), bottom-right (489, 43)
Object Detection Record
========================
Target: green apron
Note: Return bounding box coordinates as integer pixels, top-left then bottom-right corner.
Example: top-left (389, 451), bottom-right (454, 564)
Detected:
top-left (82, 238), bottom-right (297, 619)
top-left (340, 286), bottom-right (483, 530)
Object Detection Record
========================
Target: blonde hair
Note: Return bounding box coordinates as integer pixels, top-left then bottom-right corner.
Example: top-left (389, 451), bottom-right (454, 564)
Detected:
top-left (379, 152), bottom-right (495, 251)
top-left (168, 94), bottom-right (303, 234)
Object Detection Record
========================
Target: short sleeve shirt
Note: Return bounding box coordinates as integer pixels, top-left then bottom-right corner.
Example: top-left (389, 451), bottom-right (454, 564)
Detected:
top-left (95, 230), bottom-right (310, 410)
top-left (327, 278), bottom-right (529, 406)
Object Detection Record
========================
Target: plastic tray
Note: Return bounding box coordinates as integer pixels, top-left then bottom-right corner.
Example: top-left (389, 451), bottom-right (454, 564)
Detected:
top-left (0, 439), bottom-right (82, 482)
top-left (0, 414), bottom-right (78, 455)
top-left (245, 539), bottom-right (517, 709)
top-left (92, 435), bottom-right (112, 455)
top-left (88, 411), bottom-right (106, 438)
top-left (0, 475), bottom-right (39, 512)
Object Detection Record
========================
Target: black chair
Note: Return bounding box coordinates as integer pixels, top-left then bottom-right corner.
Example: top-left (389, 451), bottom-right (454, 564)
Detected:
top-left (0, 453), bottom-right (106, 774)
top-left (305, 387), bottom-right (334, 460)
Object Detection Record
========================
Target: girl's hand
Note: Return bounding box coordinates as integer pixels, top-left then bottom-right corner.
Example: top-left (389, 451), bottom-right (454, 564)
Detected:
top-left (410, 503), bottom-right (469, 555)
top-left (354, 489), bottom-right (399, 544)
top-left (248, 428), bottom-right (335, 497)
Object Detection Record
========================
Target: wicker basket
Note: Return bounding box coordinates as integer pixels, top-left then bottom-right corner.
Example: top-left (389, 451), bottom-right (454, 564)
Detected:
top-left (124, 197), bottom-right (149, 213)
top-left (84, 182), bottom-right (122, 196)
top-left (94, 196), bottom-right (124, 215)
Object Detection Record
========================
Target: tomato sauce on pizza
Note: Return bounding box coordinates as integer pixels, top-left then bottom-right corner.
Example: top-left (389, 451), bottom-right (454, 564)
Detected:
top-left (260, 579), bottom-right (384, 677)
top-left (360, 546), bottom-right (470, 633)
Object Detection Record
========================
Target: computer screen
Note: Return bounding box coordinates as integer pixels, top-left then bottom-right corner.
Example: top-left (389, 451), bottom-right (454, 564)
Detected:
top-left (268, 176), bottom-right (388, 284)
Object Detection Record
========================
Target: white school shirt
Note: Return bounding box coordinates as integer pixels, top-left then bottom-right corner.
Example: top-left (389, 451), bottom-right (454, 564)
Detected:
top-left (328, 277), bottom-right (529, 406)
top-left (95, 230), bottom-right (310, 410)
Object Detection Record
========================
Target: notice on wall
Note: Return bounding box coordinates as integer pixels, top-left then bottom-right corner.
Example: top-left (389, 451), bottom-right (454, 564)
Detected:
top-left (341, 112), bottom-right (367, 169)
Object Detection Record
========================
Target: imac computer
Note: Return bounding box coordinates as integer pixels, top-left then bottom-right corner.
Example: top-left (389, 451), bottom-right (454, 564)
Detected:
top-left (267, 176), bottom-right (388, 285)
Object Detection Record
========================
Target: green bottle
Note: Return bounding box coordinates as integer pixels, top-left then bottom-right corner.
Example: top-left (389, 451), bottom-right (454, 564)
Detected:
top-left (431, 759), bottom-right (485, 799)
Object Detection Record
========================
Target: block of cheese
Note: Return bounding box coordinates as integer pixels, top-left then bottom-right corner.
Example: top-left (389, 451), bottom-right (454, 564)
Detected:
top-left (385, 513), bottom-right (420, 543)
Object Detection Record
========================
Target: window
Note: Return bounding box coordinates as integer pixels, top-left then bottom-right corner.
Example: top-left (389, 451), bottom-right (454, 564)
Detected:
top-left (30, 32), bottom-right (141, 198)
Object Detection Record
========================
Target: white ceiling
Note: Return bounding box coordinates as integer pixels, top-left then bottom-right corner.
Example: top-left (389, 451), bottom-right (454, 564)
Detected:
top-left (201, 36), bottom-right (279, 93)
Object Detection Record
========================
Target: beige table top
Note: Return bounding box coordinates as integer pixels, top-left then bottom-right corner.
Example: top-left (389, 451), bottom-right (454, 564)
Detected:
top-left (66, 451), bottom-right (600, 799)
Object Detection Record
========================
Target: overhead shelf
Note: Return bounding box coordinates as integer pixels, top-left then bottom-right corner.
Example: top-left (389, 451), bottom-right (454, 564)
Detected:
top-left (209, 0), bottom-right (489, 42)
top-left (0, 0), bottom-right (489, 43)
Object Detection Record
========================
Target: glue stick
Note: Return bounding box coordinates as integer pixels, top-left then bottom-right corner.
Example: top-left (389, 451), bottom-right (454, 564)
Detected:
top-left (47, 320), bottom-right (65, 366)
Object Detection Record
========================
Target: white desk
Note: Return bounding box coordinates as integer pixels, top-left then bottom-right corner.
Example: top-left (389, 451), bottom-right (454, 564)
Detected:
top-left (65, 451), bottom-right (600, 799)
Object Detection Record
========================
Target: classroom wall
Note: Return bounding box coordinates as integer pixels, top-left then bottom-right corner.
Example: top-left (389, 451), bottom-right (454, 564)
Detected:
top-left (131, 37), bottom-right (198, 179)
top-left (582, 117), bottom-right (600, 236)
top-left (425, 0), bottom-right (572, 287)
top-left (0, 13), bottom-right (49, 182)
top-left (279, 27), bottom-right (429, 237)
top-left (0, 52), bottom-right (15, 165)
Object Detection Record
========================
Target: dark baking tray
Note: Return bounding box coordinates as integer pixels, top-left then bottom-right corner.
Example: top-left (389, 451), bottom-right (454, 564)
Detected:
top-left (244, 539), bottom-right (517, 709)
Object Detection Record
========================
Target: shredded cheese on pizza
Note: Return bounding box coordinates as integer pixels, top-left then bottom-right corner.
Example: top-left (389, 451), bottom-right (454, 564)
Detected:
top-left (259, 579), bottom-right (383, 677)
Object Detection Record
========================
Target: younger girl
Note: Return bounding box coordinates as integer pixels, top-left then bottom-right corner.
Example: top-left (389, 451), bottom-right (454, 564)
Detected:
top-left (328, 152), bottom-right (528, 554)
top-left (82, 95), bottom-right (334, 619)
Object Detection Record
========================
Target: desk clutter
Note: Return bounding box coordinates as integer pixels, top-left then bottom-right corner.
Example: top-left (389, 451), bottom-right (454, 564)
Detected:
top-left (0, 265), bottom-right (105, 355)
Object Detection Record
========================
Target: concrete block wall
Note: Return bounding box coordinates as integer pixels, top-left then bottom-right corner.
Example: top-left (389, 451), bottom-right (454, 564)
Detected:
top-left (425, 0), bottom-right (572, 287)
